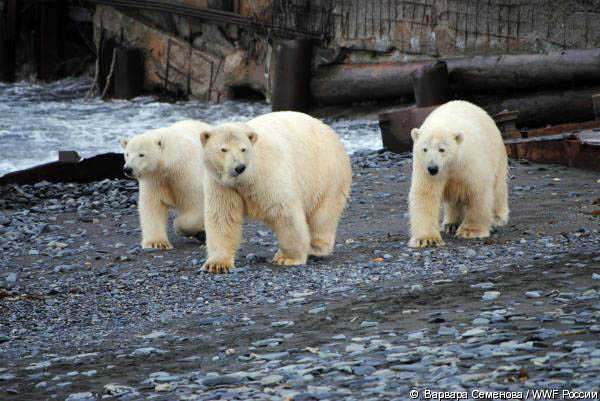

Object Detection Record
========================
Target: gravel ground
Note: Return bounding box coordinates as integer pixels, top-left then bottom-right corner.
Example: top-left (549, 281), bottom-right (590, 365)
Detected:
top-left (1, 151), bottom-right (599, 401)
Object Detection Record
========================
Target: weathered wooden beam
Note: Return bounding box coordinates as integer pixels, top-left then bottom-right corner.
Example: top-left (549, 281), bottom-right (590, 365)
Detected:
top-left (0, 153), bottom-right (126, 186)
top-left (0, 0), bottom-right (17, 82)
top-left (37, 0), bottom-right (60, 81)
top-left (272, 39), bottom-right (312, 112)
top-left (312, 49), bottom-right (600, 105)
top-left (467, 86), bottom-right (600, 128)
top-left (311, 62), bottom-right (426, 105)
top-left (113, 48), bottom-right (144, 99)
top-left (412, 60), bottom-right (452, 107)
top-left (447, 49), bottom-right (600, 93)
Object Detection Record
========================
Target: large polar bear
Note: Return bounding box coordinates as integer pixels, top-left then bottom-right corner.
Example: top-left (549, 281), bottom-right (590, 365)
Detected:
top-left (408, 100), bottom-right (509, 248)
top-left (120, 120), bottom-right (211, 250)
top-left (199, 111), bottom-right (352, 273)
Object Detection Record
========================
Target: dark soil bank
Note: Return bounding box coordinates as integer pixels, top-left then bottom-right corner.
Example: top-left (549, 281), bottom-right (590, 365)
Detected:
top-left (1, 151), bottom-right (599, 401)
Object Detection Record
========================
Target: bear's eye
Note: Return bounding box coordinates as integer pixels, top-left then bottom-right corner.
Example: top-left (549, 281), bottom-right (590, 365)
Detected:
top-left (241, 148), bottom-right (246, 153)
top-left (139, 154), bottom-right (145, 157)
top-left (439, 148), bottom-right (445, 153)
top-left (423, 148), bottom-right (428, 153)
top-left (221, 148), bottom-right (227, 153)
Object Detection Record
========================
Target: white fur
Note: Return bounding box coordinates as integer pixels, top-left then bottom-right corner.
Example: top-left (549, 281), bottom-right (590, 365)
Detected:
top-left (408, 100), bottom-right (509, 248)
top-left (199, 111), bottom-right (352, 273)
top-left (120, 120), bottom-right (211, 250)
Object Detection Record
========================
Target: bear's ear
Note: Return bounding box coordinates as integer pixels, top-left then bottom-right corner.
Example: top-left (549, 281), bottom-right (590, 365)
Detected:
top-left (410, 128), bottom-right (420, 142)
top-left (200, 131), bottom-right (211, 146)
top-left (247, 131), bottom-right (257, 145)
top-left (454, 133), bottom-right (464, 145)
top-left (119, 138), bottom-right (129, 149)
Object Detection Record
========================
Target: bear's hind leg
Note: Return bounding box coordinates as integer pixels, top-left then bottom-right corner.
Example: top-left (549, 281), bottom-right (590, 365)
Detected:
top-left (442, 200), bottom-right (464, 234)
top-left (493, 173), bottom-right (509, 227)
top-left (307, 193), bottom-right (346, 257)
top-left (456, 189), bottom-right (494, 239)
top-left (271, 206), bottom-right (310, 266)
top-left (174, 209), bottom-right (205, 242)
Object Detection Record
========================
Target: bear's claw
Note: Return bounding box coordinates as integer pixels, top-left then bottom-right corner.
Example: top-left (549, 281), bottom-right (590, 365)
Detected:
top-left (143, 240), bottom-right (173, 250)
top-left (443, 223), bottom-right (460, 234)
top-left (408, 236), bottom-right (445, 248)
top-left (201, 259), bottom-right (233, 274)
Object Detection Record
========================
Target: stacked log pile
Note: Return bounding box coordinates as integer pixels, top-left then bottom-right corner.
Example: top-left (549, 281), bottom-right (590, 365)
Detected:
top-left (312, 49), bottom-right (600, 130)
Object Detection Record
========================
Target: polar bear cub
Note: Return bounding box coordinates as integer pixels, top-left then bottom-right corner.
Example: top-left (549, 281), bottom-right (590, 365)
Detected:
top-left (199, 111), bottom-right (352, 273)
top-left (408, 100), bottom-right (509, 248)
top-left (120, 120), bottom-right (211, 250)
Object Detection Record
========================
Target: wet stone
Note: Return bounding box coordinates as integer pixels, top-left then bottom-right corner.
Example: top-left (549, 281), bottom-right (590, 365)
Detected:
top-left (260, 374), bottom-right (284, 386)
top-left (482, 291), bottom-right (501, 301)
top-left (202, 375), bottom-right (243, 387)
top-left (65, 392), bottom-right (96, 401)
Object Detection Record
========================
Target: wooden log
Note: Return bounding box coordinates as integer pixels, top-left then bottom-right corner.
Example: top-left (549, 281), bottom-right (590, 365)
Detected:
top-left (0, 153), bottom-right (126, 186)
top-left (447, 49), bottom-right (600, 93)
top-left (0, 0), bottom-right (17, 82)
top-left (468, 86), bottom-right (600, 129)
top-left (311, 62), bottom-right (426, 105)
top-left (113, 48), bottom-right (144, 99)
top-left (311, 49), bottom-right (600, 105)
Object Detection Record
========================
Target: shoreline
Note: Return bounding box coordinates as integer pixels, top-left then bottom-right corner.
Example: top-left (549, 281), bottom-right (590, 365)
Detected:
top-left (1, 150), bottom-right (599, 399)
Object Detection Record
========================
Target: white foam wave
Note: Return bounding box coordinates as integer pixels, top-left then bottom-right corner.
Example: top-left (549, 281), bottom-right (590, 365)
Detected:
top-left (0, 78), bottom-right (382, 176)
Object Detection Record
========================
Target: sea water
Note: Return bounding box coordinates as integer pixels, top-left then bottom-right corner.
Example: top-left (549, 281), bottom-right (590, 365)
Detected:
top-left (0, 78), bottom-right (382, 176)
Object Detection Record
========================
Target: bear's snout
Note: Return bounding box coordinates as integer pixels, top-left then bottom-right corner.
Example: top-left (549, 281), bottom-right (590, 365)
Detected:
top-left (123, 167), bottom-right (134, 178)
top-left (232, 164), bottom-right (246, 176)
top-left (427, 165), bottom-right (439, 176)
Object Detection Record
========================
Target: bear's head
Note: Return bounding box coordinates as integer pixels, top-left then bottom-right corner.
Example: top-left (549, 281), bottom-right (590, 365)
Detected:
top-left (119, 133), bottom-right (165, 179)
top-left (411, 127), bottom-right (463, 177)
top-left (200, 123), bottom-right (257, 186)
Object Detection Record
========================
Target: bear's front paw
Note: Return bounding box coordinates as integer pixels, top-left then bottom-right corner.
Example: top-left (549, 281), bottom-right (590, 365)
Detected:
top-left (408, 235), bottom-right (445, 248)
top-left (443, 223), bottom-right (460, 234)
top-left (455, 226), bottom-right (490, 239)
top-left (272, 250), bottom-right (306, 266)
top-left (201, 258), bottom-right (233, 274)
top-left (142, 240), bottom-right (173, 250)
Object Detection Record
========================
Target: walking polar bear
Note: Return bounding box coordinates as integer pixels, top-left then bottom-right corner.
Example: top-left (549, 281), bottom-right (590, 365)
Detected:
top-left (199, 111), bottom-right (352, 273)
top-left (408, 100), bottom-right (509, 248)
top-left (120, 120), bottom-right (211, 250)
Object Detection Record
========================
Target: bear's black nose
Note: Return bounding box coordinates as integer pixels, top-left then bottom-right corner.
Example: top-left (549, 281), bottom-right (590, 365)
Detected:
top-left (235, 164), bottom-right (246, 174)
top-left (428, 166), bottom-right (439, 176)
top-left (123, 167), bottom-right (133, 177)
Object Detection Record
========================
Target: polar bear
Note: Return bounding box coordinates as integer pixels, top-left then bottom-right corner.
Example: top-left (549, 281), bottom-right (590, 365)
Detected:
top-left (408, 100), bottom-right (509, 248)
top-left (199, 111), bottom-right (352, 273)
top-left (120, 120), bottom-right (211, 250)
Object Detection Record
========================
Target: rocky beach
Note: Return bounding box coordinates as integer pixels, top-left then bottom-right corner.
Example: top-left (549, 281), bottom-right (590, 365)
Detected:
top-left (1, 150), bottom-right (599, 400)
